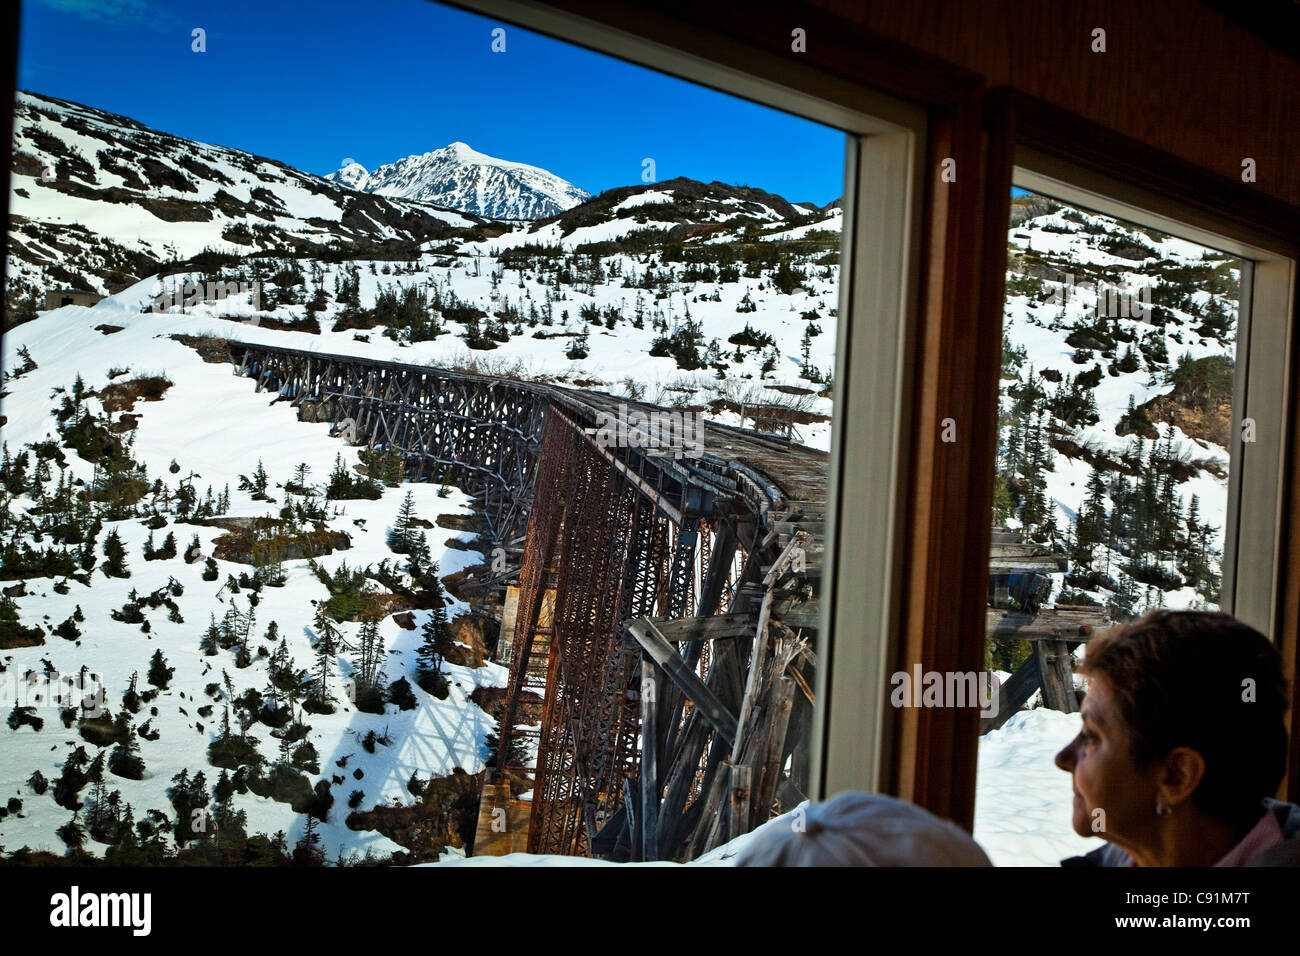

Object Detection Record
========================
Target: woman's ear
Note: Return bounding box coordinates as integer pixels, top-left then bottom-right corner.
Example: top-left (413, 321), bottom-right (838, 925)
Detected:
top-left (1159, 747), bottom-right (1207, 808)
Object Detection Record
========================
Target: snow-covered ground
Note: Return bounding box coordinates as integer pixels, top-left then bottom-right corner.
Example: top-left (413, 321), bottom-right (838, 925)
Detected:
top-left (0, 293), bottom-right (508, 860)
top-left (973, 709), bottom-right (1094, 866)
top-left (55, 249), bottom-right (838, 452)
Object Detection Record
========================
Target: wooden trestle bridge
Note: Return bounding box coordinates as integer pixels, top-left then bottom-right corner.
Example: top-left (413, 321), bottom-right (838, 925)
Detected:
top-left (229, 341), bottom-right (826, 862)
top-left (226, 342), bottom-right (1111, 862)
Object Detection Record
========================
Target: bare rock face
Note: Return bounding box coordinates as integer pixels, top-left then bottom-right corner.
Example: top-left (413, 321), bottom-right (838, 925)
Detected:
top-left (444, 613), bottom-right (498, 668)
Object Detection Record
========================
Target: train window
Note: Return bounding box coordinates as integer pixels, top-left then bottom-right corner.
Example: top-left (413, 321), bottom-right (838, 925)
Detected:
top-left (973, 178), bottom-right (1292, 865)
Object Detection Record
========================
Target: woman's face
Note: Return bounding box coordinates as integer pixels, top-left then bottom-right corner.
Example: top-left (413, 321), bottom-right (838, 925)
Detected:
top-left (1055, 674), bottom-right (1160, 845)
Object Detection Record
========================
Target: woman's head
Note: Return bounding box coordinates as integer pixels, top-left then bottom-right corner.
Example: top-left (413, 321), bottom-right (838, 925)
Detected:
top-left (1055, 610), bottom-right (1288, 848)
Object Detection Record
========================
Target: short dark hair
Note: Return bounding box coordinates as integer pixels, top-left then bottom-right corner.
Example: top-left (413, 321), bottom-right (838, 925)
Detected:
top-left (1079, 610), bottom-right (1288, 825)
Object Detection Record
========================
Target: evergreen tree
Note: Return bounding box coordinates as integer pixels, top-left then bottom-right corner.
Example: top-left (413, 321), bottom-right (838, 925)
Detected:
top-left (84, 752), bottom-right (108, 836)
top-left (122, 671), bottom-right (141, 713)
top-left (54, 615), bottom-right (81, 641)
top-left (157, 531), bottom-right (177, 560)
top-left (308, 605), bottom-right (342, 712)
top-left (102, 528), bottom-right (130, 578)
top-left (200, 614), bottom-right (220, 656)
top-left (147, 649), bottom-right (174, 689)
top-left (1073, 469), bottom-right (1109, 569)
top-left (293, 814), bottom-right (325, 865)
top-left (109, 723), bottom-right (146, 780)
top-left (241, 459), bottom-right (270, 497)
top-left (57, 811), bottom-right (87, 851)
top-left (407, 530), bottom-right (432, 578)
top-left (353, 610), bottom-right (386, 711)
top-left (109, 804), bottom-right (139, 859)
top-left (1019, 412), bottom-right (1049, 537)
top-left (1005, 415), bottom-right (1024, 476)
top-left (389, 491), bottom-right (418, 554)
top-left (168, 768), bottom-right (210, 846)
top-left (416, 574), bottom-right (454, 694)
top-left (991, 473), bottom-right (1015, 526)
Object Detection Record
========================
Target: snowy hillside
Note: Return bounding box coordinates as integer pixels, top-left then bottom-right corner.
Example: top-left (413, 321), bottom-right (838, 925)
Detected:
top-left (0, 283), bottom-right (510, 863)
top-left (327, 142), bottom-right (590, 221)
top-left (6, 91), bottom-right (488, 308)
top-left (993, 194), bottom-right (1239, 627)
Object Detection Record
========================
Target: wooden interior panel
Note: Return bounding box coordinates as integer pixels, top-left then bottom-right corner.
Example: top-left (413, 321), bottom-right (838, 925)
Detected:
top-left (804, 0), bottom-right (1299, 207)
top-left (887, 89), bottom-right (1008, 827)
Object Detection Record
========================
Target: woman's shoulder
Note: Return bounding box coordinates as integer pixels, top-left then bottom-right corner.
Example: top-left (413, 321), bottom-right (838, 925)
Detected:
top-left (1059, 800), bottom-right (1300, 867)
top-left (1262, 798), bottom-right (1300, 837)
top-left (1245, 799), bottom-right (1300, 866)
top-left (1060, 842), bottom-right (1133, 867)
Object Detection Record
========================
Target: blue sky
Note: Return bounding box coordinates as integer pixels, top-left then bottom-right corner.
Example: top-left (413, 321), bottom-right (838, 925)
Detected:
top-left (17, 0), bottom-right (848, 205)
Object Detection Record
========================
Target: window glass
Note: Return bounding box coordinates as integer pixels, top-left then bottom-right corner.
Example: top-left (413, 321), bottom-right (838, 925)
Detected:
top-left (1, 0), bottom-right (845, 864)
top-left (975, 190), bottom-right (1243, 865)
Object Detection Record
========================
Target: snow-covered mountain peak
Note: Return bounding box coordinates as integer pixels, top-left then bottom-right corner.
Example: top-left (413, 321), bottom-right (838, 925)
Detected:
top-left (330, 160), bottom-right (370, 190)
top-left (327, 142), bottom-right (590, 221)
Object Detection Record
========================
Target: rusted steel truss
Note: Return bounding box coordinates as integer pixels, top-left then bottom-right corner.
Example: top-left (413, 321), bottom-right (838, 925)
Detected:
top-left (498, 407), bottom-right (821, 861)
top-left (234, 342), bottom-right (547, 546)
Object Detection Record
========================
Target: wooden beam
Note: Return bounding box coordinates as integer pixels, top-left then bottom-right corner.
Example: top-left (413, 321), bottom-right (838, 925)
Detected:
top-left (646, 613), bottom-right (754, 642)
top-left (625, 620), bottom-right (739, 746)
top-left (979, 654), bottom-right (1041, 734)
top-left (622, 775), bottom-right (640, 864)
top-left (695, 519), bottom-right (738, 618)
top-left (1035, 639), bottom-right (1080, 714)
top-left (771, 599), bottom-right (820, 632)
top-left (688, 739), bottom-right (733, 858)
top-left (728, 763), bottom-right (752, 844)
top-left (639, 656), bottom-right (661, 861)
top-left (752, 676), bottom-right (797, 830)
top-left (985, 607), bottom-right (1109, 641)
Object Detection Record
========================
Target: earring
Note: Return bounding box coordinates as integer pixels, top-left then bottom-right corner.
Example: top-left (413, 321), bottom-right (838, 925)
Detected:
top-left (1155, 801), bottom-right (1171, 817)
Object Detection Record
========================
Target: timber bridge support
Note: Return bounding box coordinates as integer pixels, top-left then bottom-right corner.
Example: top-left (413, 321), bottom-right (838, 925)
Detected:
top-left (229, 341), bottom-right (826, 861)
